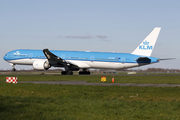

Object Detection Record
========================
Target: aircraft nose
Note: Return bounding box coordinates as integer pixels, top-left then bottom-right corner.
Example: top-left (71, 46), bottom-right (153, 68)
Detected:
top-left (3, 53), bottom-right (8, 61)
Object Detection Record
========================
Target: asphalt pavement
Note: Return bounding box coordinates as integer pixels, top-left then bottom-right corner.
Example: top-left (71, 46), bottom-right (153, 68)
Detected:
top-left (16, 81), bottom-right (180, 87)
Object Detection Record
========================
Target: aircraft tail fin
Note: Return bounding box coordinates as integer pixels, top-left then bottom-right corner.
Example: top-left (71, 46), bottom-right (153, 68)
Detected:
top-left (131, 27), bottom-right (161, 56)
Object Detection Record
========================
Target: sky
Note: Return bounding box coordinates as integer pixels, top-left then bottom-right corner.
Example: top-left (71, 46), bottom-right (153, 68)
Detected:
top-left (0, 0), bottom-right (180, 70)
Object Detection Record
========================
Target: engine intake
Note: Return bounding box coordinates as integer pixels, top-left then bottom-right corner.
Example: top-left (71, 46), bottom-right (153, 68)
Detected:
top-left (33, 60), bottom-right (50, 70)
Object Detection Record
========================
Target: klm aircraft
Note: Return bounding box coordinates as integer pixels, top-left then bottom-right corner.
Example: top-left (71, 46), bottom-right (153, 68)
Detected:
top-left (3, 27), bottom-right (169, 75)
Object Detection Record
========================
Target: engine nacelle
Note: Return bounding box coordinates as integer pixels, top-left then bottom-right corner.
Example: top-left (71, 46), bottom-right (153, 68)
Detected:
top-left (33, 60), bottom-right (50, 70)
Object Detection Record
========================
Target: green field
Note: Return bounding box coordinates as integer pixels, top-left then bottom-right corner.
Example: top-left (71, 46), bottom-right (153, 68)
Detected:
top-left (1, 74), bottom-right (180, 84)
top-left (1, 75), bottom-right (180, 119)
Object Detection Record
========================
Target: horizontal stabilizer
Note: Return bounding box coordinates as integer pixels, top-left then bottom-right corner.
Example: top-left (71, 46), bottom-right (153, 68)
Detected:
top-left (158, 58), bottom-right (175, 61)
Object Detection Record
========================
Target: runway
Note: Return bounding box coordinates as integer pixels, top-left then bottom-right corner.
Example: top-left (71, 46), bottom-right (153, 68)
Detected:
top-left (17, 81), bottom-right (180, 87)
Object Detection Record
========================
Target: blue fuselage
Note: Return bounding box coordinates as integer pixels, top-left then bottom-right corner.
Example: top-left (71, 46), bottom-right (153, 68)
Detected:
top-left (3, 49), bottom-right (159, 71)
top-left (4, 49), bottom-right (159, 64)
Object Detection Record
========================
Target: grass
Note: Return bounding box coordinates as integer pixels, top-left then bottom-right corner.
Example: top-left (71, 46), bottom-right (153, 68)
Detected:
top-left (1, 74), bottom-right (180, 119)
top-left (1, 82), bottom-right (180, 119)
top-left (1, 74), bottom-right (180, 84)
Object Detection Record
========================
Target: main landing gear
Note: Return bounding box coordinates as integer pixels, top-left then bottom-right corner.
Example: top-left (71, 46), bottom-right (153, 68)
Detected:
top-left (61, 71), bottom-right (73, 75)
top-left (61, 69), bottom-right (91, 75)
top-left (79, 69), bottom-right (90, 75)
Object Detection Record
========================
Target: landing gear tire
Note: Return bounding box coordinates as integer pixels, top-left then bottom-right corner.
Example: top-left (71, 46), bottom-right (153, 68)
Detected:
top-left (61, 71), bottom-right (73, 75)
top-left (12, 68), bottom-right (16, 71)
top-left (79, 71), bottom-right (90, 75)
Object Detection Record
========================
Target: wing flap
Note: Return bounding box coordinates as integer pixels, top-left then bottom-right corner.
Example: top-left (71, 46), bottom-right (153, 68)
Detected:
top-left (69, 61), bottom-right (90, 68)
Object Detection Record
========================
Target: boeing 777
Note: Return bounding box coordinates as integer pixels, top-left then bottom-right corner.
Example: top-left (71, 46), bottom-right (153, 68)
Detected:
top-left (3, 27), bottom-right (172, 75)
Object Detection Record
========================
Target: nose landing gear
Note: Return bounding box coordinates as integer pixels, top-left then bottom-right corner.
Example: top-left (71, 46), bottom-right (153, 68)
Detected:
top-left (11, 63), bottom-right (16, 71)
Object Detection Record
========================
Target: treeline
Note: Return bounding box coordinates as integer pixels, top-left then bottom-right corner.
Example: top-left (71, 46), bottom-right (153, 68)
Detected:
top-left (145, 68), bottom-right (180, 73)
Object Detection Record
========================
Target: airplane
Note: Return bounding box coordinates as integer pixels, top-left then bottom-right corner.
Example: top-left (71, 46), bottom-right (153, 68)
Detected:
top-left (3, 27), bottom-right (172, 75)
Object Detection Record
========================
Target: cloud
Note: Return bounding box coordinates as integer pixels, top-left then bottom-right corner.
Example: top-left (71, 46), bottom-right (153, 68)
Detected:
top-left (100, 39), bottom-right (111, 41)
top-left (57, 34), bottom-right (110, 41)
top-left (96, 35), bottom-right (107, 38)
top-left (56, 35), bottom-right (62, 38)
top-left (65, 35), bottom-right (93, 39)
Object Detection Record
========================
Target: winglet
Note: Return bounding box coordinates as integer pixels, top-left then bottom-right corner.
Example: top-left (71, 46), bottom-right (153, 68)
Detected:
top-left (131, 27), bottom-right (161, 56)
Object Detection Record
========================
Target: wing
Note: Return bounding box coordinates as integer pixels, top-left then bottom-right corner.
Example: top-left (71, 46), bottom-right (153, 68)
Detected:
top-left (43, 49), bottom-right (80, 71)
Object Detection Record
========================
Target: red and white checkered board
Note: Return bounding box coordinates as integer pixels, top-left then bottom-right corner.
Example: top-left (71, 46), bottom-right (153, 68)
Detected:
top-left (6, 77), bottom-right (17, 83)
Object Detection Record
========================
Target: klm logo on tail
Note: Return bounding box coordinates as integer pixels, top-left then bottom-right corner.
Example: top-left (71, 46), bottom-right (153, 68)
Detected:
top-left (131, 27), bottom-right (161, 56)
top-left (139, 40), bottom-right (153, 50)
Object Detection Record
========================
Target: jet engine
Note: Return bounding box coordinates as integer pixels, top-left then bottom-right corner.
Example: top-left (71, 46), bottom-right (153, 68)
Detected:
top-left (33, 60), bottom-right (50, 70)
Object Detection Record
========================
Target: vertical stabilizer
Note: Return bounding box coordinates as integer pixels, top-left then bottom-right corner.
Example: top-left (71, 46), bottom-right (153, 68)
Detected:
top-left (131, 27), bottom-right (161, 56)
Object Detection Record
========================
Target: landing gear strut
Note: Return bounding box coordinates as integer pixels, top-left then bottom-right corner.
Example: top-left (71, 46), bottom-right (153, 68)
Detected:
top-left (61, 71), bottom-right (73, 75)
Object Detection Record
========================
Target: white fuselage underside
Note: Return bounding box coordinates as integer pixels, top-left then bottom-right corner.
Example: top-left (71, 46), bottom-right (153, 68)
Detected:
top-left (7, 59), bottom-right (147, 70)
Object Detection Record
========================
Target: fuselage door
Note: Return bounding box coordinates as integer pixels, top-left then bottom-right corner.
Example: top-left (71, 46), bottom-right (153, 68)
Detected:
top-left (29, 53), bottom-right (33, 59)
top-left (90, 56), bottom-right (94, 62)
top-left (10, 53), bottom-right (13, 59)
top-left (121, 57), bottom-right (125, 64)
top-left (61, 54), bottom-right (65, 59)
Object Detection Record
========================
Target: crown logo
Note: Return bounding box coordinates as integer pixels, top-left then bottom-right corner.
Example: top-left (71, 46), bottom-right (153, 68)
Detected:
top-left (143, 40), bottom-right (149, 45)
top-left (14, 51), bottom-right (20, 55)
